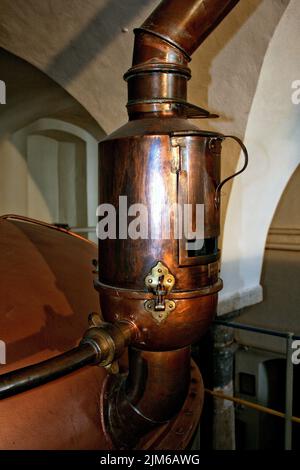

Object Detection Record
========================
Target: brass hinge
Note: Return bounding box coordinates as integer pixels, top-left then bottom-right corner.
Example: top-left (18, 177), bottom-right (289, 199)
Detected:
top-left (170, 136), bottom-right (187, 174)
top-left (144, 261), bottom-right (176, 324)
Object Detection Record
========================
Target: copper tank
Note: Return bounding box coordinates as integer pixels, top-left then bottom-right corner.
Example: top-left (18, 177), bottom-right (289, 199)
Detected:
top-left (0, 216), bottom-right (202, 449)
top-left (0, 0), bottom-right (247, 450)
top-left (97, 0), bottom-right (247, 449)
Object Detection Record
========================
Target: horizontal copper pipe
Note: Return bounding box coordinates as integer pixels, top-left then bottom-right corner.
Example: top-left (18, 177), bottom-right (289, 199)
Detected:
top-left (0, 320), bottom-right (136, 400)
top-left (0, 343), bottom-right (97, 400)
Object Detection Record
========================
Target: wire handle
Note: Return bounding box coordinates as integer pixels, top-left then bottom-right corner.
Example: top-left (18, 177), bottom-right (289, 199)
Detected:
top-left (214, 135), bottom-right (249, 208)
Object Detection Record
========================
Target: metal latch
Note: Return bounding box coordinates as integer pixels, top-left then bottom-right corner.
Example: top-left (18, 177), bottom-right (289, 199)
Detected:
top-left (170, 136), bottom-right (187, 174)
top-left (144, 261), bottom-right (176, 324)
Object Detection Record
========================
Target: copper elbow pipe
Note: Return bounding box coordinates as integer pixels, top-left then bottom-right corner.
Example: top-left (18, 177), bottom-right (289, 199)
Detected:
top-left (107, 348), bottom-right (191, 449)
top-left (138, 0), bottom-right (240, 58)
top-left (0, 343), bottom-right (97, 400)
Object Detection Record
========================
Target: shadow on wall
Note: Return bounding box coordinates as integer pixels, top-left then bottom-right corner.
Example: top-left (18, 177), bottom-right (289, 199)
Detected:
top-left (0, 48), bottom-right (105, 139)
top-left (46, 0), bottom-right (155, 86)
top-left (190, 0), bottom-right (291, 244)
top-left (192, 0), bottom-right (290, 126)
top-left (234, 163), bottom-right (300, 353)
top-left (220, 0), bottom-right (300, 314)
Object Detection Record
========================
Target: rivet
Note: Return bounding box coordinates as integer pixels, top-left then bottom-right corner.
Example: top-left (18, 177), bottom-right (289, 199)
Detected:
top-left (167, 278), bottom-right (172, 283)
top-left (148, 279), bottom-right (153, 283)
top-left (158, 268), bottom-right (162, 273)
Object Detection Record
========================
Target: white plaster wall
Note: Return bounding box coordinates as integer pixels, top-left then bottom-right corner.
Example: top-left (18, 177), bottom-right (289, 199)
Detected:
top-left (24, 118), bottom-right (99, 233)
top-left (0, 0), bottom-right (289, 140)
top-left (0, 134), bottom-right (28, 215)
top-left (57, 142), bottom-right (77, 227)
top-left (1, 119), bottom-right (98, 239)
top-left (219, 0), bottom-right (300, 314)
top-left (27, 135), bottom-right (59, 222)
top-left (191, 0), bottom-right (290, 234)
top-left (0, 0), bottom-right (158, 135)
top-left (272, 165), bottom-right (300, 229)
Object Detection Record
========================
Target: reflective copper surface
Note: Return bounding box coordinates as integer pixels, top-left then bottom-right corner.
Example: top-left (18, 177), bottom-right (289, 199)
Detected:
top-left (0, 0), bottom-right (245, 450)
top-left (97, 0), bottom-right (244, 449)
top-left (0, 216), bottom-right (110, 449)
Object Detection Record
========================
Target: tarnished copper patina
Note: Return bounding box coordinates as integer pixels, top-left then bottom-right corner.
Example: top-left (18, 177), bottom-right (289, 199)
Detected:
top-left (96, 0), bottom-right (247, 449)
top-left (0, 0), bottom-right (247, 450)
top-left (0, 216), bottom-right (203, 449)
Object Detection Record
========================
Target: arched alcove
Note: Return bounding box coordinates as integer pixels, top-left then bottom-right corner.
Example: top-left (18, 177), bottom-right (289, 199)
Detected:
top-left (232, 164), bottom-right (300, 355)
top-left (1, 119), bottom-right (99, 242)
top-left (0, 49), bottom-right (105, 242)
top-left (219, 0), bottom-right (300, 314)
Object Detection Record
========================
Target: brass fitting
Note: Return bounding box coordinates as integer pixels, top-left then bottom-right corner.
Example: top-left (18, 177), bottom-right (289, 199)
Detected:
top-left (80, 315), bottom-right (137, 373)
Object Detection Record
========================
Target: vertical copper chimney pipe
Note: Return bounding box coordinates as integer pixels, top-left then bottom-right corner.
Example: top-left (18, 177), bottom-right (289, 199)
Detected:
top-left (98, 0), bottom-right (244, 449)
top-left (125, 0), bottom-right (239, 119)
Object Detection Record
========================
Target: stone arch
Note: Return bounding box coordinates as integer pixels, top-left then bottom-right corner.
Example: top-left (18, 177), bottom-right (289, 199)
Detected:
top-left (0, 48), bottom-right (104, 240)
top-left (220, 0), bottom-right (300, 314)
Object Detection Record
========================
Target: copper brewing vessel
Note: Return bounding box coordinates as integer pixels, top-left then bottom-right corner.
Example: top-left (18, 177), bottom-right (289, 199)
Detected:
top-left (0, 0), bottom-right (247, 450)
top-left (0, 216), bottom-right (203, 450)
top-left (96, 0), bottom-right (247, 448)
